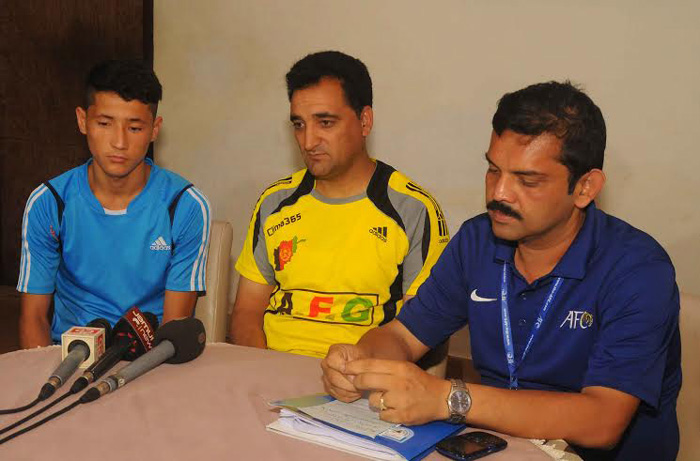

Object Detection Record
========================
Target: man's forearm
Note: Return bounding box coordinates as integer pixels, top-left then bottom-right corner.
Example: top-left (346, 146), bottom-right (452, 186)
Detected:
top-left (162, 290), bottom-right (198, 323)
top-left (356, 321), bottom-right (425, 362)
top-left (229, 310), bottom-right (267, 349)
top-left (466, 384), bottom-right (638, 448)
top-left (19, 314), bottom-right (51, 349)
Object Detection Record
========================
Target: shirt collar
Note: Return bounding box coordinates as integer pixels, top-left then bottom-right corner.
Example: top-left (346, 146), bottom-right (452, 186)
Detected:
top-left (493, 202), bottom-right (597, 281)
top-left (80, 157), bottom-right (157, 213)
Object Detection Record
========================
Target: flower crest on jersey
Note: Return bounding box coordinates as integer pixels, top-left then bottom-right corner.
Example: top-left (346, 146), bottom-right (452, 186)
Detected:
top-left (274, 236), bottom-right (305, 270)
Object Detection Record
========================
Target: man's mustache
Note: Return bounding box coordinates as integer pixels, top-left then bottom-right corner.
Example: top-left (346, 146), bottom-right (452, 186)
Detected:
top-left (486, 200), bottom-right (523, 221)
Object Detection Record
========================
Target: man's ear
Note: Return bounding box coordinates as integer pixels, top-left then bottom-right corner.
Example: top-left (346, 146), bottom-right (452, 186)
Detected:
top-left (76, 106), bottom-right (87, 135)
top-left (151, 116), bottom-right (163, 142)
top-left (573, 169), bottom-right (606, 209)
top-left (360, 106), bottom-right (373, 137)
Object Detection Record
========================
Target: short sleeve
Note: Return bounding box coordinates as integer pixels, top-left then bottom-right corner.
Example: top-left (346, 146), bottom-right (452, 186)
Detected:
top-left (397, 225), bottom-right (470, 348)
top-left (403, 204), bottom-right (449, 295)
top-left (582, 260), bottom-right (679, 410)
top-left (387, 177), bottom-right (449, 296)
top-left (17, 184), bottom-right (61, 294)
top-left (166, 187), bottom-right (211, 292)
top-left (234, 191), bottom-right (275, 286)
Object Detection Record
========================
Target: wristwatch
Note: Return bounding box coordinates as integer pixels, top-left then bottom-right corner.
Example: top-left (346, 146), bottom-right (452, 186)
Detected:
top-left (446, 379), bottom-right (471, 424)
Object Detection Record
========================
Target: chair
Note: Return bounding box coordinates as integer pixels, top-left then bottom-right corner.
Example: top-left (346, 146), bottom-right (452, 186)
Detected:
top-left (194, 220), bottom-right (233, 342)
top-left (677, 292), bottom-right (700, 461)
top-left (445, 326), bottom-right (481, 383)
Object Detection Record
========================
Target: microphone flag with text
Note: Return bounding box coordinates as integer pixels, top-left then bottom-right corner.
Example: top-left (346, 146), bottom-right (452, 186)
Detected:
top-left (81, 317), bottom-right (206, 403)
top-left (40, 318), bottom-right (113, 400)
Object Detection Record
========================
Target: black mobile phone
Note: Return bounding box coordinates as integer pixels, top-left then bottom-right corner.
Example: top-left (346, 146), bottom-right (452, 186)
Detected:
top-left (435, 431), bottom-right (508, 460)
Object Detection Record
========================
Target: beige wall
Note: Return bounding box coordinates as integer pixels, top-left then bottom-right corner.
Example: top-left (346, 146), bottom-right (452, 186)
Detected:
top-left (154, 0), bottom-right (700, 321)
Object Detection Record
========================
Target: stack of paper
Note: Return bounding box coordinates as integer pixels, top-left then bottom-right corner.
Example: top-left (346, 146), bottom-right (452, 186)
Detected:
top-left (267, 394), bottom-right (464, 461)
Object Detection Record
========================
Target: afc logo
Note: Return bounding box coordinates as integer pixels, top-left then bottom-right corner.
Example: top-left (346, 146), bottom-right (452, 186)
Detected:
top-left (559, 310), bottom-right (594, 330)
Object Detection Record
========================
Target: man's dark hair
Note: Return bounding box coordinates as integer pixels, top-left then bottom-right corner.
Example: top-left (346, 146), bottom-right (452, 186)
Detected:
top-left (286, 51), bottom-right (372, 118)
top-left (492, 81), bottom-right (606, 193)
top-left (85, 60), bottom-right (163, 116)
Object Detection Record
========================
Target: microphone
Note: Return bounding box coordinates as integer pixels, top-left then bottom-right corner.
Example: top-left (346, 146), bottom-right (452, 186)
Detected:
top-left (81, 317), bottom-right (206, 403)
top-left (69, 307), bottom-right (158, 394)
top-left (38, 318), bottom-right (112, 401)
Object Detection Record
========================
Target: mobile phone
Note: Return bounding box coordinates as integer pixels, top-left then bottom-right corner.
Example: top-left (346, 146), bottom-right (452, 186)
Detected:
top-left (435, 431), bottom-right (508, 460)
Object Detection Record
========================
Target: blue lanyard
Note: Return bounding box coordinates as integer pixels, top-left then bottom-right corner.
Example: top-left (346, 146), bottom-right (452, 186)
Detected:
top-left (500, 263), bottom-right (563, 389)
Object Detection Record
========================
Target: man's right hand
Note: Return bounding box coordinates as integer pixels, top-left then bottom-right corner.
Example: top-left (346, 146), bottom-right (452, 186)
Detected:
top-left (321, 343), bottom-right (367, 402)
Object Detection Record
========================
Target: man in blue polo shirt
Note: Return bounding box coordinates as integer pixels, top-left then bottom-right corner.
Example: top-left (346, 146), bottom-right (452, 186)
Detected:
top-left (321, 82), bottom-right (681, 460)
top-left (17, 60), bottom-right (211, 347)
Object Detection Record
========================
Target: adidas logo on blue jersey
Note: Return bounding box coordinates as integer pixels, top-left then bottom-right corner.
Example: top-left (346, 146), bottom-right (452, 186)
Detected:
top-left (150, 236), bottom-right (172, 251)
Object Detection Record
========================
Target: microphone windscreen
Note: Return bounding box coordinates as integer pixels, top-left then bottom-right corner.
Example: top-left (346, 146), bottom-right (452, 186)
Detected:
top-left (154, 318), bottom-right (206, 364)
top-left (86, 318), bottom-right (113, 348)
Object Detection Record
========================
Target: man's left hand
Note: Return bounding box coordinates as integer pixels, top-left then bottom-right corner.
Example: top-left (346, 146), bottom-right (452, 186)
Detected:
top-left (345, 358), bottom-right (452, 425)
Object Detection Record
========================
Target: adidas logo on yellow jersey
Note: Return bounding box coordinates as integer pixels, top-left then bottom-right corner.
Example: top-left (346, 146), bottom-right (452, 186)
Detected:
top-left (369, 226), bottom-right (388, 242)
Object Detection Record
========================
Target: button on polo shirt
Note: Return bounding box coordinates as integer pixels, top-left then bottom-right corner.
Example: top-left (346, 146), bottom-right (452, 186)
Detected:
top-left (398, 203), bottom-right (681, 461)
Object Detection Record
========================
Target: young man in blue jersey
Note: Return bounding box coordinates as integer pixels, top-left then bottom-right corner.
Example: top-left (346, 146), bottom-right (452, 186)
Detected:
top-left (17, 60), bottom-right (211, 348)
top-left (322, 82), bottom-right (681, 460)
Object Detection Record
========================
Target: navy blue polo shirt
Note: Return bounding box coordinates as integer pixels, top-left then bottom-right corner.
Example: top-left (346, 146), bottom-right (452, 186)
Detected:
top-left (397, 203), bottom-right (681, 461)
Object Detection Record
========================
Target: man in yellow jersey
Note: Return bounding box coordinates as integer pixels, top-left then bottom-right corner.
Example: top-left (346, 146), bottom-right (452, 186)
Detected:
top-left (229, 51), bottom-right (449, 358)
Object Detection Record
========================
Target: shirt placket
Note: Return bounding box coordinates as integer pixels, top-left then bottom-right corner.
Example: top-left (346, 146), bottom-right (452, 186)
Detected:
top-left (510, 275), bottom-right (554, 362)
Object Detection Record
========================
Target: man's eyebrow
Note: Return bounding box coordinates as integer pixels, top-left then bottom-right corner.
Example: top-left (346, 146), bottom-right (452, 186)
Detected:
top-left (484, 152), bottom-right (547, 177)
top-left (312, 112), bottom-right (340, 120)
top-left (94, 114), bottom-right (147, 123)
top-left (513, 170), bottom-right (547, 178)
top-left (290, 112), bottom-right (341, 122)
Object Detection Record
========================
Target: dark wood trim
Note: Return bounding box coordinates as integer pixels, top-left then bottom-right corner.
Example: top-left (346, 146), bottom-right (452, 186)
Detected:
top-left (144, 0), bottom-right (155, 159)
top-left (143, 0), bottom-right (154, 68)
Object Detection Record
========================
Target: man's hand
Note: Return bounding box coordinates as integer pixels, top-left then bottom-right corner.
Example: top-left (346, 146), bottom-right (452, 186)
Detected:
top-left (345, 358), bottom-right (451, 425)
top-left (321, 343), bottom-right (368, 402)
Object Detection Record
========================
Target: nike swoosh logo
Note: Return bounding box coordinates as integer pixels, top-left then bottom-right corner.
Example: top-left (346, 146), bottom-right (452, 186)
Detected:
top-left (470, 289), bottom-right (497, 302)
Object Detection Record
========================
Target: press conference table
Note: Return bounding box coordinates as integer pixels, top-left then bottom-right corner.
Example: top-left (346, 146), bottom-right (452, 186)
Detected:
top-left (0, 344), bottom-right (561, 460)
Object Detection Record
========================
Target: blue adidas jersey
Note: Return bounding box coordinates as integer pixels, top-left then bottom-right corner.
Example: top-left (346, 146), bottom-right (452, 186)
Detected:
top-left (398, 203), bottom-right (681, 461)
top-left (17, 158), bottom-right (211, 341)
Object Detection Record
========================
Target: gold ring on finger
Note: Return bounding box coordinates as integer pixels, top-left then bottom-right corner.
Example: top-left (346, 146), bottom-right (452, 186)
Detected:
top-left (379, 393), bottom-right (388, 411)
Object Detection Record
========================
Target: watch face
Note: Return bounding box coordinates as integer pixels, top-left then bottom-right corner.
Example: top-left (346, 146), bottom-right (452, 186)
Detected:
top-left (449, 389), bottom-right (470, 414)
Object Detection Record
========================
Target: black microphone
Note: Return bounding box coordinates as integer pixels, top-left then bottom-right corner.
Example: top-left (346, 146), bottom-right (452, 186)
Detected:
top-left (69, 307), bottom-right (158, 394)
top-left (37, 318), bottom-right (112, 401)
top-left (81, 318), bottom-right (206, 403)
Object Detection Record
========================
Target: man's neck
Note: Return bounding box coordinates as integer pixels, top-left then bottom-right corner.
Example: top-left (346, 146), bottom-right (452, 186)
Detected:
top-left (88, 161), bottom-right (150, 210)
top-left (514, 209), bottom-right (586, 284)
top-left (314, 155), bottom-right (376, 199)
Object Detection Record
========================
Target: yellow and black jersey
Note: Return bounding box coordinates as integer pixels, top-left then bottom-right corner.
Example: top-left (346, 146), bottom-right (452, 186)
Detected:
top-left (235, 160), bottom-right (449, 358)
